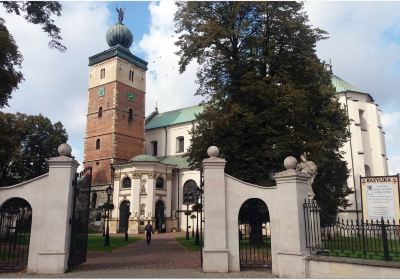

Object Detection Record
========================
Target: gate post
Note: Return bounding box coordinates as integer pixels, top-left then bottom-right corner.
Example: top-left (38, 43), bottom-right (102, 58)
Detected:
top-left (29, 144), bottom-right (79, 274)
top-left (202, 146), bottom-right (229, 272)
top-left (273, 156), bottom-right (310, 278)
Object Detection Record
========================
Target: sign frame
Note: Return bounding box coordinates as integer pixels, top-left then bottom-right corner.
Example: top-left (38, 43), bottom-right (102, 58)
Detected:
top-left (360, 174), bottom-right (400, 222)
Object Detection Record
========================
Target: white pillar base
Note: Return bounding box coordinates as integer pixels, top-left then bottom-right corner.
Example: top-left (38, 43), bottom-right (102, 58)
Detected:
top-left (202, 249), bottom-right (229, 272)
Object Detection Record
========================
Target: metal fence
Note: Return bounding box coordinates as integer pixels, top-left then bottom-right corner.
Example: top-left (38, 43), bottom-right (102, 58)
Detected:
top-left (303, 199), bottom-right (400, 261)
top-left (239, 222), bottom-right (271, 268)
top-left (0, 199), bottom-right (32, 272)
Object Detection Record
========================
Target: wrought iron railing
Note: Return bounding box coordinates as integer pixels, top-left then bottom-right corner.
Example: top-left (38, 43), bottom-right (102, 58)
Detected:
top-left (0, 200), bottom-right (32, 271)
top-left (303, 199), bottom-right (400, 261)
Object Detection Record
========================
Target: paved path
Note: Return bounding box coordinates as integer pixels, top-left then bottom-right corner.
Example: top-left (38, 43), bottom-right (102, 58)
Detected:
top-left (0, 232), bottom-right (273, 278)
top-left (76, 232), bottom-right (201, 271)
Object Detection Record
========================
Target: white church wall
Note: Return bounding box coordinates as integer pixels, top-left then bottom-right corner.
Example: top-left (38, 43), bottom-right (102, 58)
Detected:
top-left (167, 123), bottom-right (193, 155)
top-left (337, 91), bottom-right (389, 221)
top-left (145, 128), bottom-right (165, 156)
top-left (145, 122), bottom-right (193, 157)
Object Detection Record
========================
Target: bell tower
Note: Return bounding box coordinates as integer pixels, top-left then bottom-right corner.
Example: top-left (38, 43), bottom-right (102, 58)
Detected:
top-left (83, 13), bottom-right (147, 186)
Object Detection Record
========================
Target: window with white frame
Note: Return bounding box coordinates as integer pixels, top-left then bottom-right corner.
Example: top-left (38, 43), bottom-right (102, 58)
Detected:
top-left (176, 136), bottom-right (184, 153)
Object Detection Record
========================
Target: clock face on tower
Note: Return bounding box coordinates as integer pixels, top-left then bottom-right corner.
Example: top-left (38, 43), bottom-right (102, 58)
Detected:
top-left (127, 92), bottom-right (135, 102)
top-left (98, 86), bottom-right (105, 97)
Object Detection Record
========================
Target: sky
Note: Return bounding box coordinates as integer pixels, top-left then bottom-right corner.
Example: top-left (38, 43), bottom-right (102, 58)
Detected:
top-left (1, 1), bottom-right (399, 174)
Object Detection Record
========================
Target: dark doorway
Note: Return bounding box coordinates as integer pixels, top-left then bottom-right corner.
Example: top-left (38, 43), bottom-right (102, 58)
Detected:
top-left (155, 200), bottom-right (165, 233)
top-left (238, 198), bottom-right (271, 269)
top-left (0, 197), bottom-right (32, 272)
top-left (119, 200), bottom-right (130, 233)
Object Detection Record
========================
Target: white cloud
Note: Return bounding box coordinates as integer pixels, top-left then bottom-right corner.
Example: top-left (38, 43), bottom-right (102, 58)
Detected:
top-left (381, 111), bottom-right (400, 174)
top-left (304, 2), bottom-right (400, 110)
top-left (1, 2), bottom-right (110, 165)
top-left (138, 1), bottom-right (201, 114)
top-left (304, 2), bottom-right (400, 174)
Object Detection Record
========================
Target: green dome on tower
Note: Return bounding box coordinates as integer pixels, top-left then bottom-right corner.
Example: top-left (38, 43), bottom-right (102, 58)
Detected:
top-left (106, 23), bottom-right (133, 49)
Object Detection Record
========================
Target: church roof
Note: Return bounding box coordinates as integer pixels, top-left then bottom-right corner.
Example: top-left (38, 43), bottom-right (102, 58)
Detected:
top-left (130, 154), bottom-right (160, 162)
top-left (144, 75), bottom-right (372, 131)
top-left (158, 155), bottom-right (191, 169)
top-left (331, 75), bottom-right (366, 94)
top-left (128, 154), bottom-right (190, 169)
top-left (145, 105), bottom-right (203, 130)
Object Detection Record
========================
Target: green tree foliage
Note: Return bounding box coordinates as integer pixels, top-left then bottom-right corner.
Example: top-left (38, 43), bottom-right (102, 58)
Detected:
top-left (0, 112), bottom-right (68, 186)
top-left (175, 2), bottom-right (352, 222)
top-left (0, 1), bottom-right (66, 108)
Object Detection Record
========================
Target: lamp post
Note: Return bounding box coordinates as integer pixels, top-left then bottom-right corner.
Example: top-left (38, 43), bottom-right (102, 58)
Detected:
top-left (125, 200), bottom-right (131, 241)
top-left (104, 185), bottom-right (113, 247)
top-left (194, 187), bottom-right (202, 246)
top-left (184, 193), bottom-right (192, 240)
top-left (190, 214), bottom-right (196, 238)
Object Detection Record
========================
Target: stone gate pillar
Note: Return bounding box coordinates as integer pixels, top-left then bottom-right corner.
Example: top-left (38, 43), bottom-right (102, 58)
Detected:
top-left (274, 156), bottom-right (310, 278)
top-left (30, 144), bottom-right (79, 274)
top-left (202, 146), bottom-right (229, 272)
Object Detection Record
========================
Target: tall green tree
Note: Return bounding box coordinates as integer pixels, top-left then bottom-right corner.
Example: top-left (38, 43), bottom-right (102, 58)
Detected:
top-left (0, 112), bottom-right (68, 186)
top-left (175, 1), bottom-right (352, 222)
top-left (0, 1), bottom-right (66, 108)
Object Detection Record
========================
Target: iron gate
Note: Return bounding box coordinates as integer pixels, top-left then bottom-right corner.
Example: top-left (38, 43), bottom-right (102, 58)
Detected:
top-left (238, 199), bottom-right (271, 269)
top-left (0, 198), bottom-right (32, 272)
top-left (68, 167), bottom-right (92, 269)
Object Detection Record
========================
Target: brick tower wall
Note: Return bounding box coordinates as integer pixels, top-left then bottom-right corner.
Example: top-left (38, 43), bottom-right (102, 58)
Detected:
top-left (83, 57), bottom-right (146, 186)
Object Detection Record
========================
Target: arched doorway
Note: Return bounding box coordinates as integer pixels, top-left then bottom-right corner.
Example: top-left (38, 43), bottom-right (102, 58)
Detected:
top-left (155, 200), bottom-right (165, 233)
top-left (0, 197), bottom-right (32, 271)
top-left (238, 198), bottom-right (271, 269)
top-left (118, 200), bottom-right (130, 233)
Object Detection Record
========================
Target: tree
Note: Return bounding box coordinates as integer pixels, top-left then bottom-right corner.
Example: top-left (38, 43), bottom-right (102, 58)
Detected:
top-left (0, 112), bottom-right (68, 186)
top-left (0, 1), bottom-right (66, 108)
top-left (175, 2), bottom-right (352, 222)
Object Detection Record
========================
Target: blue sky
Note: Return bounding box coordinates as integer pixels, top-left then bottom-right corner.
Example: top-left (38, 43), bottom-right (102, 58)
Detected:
top-left (1, 1), bottom-right (400, 174)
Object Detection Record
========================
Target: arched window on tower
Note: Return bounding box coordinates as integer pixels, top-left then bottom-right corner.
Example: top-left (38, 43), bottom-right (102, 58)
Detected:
top-left (128, 108), bottom-right (133, 121)
top-left (96, 139), bottom-right (101, 150)
top-left (100, 68), bottom-right (105, 79)
top-left (98, 107), bottom-right (103, 118)
top-left (129, 70), bottom-right (134, 82)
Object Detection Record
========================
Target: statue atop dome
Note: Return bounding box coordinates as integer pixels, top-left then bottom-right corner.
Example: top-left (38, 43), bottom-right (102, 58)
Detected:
top-left (116, 6), bottom-right (125, 24)
top-left (106, 7), bottom-right (133, 49)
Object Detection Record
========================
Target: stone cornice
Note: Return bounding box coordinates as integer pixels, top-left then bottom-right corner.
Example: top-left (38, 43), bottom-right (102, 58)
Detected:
top-left (89, 45), bottom-right (148, 70)
top-left (274, 169), bottom-right (309, 183)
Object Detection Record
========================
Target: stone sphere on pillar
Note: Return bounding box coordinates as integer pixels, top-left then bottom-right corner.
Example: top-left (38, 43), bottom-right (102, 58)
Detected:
top-left (284, 156), bottom-right (298, 170)
top-left (207, 146), bottom-right (219, 158)
top-left (58, 143), bottom-right (72, 157)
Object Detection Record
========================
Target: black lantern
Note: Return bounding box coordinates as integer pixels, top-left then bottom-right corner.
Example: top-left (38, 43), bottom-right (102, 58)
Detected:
top-left (104, 185), bottom-right (113, 247)
top-left (184, 193), bottom-right (192, 240)
top-left (194, 187), bottom-right (202, 245)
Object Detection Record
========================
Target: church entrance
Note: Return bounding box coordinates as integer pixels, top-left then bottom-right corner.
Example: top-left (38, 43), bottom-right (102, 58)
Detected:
top-left (238, 198), bottom-right (271, 269)
top-left (118, 200), bottom-right (130, 233)
top-left (155, 200), bottom-right (165, 233)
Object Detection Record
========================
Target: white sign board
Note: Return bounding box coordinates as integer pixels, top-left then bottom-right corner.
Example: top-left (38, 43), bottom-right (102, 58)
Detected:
top-left (361, 176), bottom-right (400, 221)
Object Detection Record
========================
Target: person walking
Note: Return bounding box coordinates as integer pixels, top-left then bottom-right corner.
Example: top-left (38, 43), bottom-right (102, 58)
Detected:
top-left (145, 221), bottom-right (153, 244)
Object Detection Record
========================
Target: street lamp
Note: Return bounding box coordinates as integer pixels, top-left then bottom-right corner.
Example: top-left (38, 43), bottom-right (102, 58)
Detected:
top-left (124, 200), bottom-right (131, 241)
top-left (104, 185), bottom-right (113, 247)
top-left (190, 214), bottom-right (196, 238)
top-left (194, 187), bottom-right (202, 246)
top-left (184, 193), bottom-right (192, 240)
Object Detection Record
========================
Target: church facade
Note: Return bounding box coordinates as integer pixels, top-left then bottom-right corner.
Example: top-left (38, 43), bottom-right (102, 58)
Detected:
top-left (83, 20), bottom-right (388, 233)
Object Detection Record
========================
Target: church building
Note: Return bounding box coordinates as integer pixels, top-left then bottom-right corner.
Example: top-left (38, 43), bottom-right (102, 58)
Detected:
top-left (83, 18), bottom-right (388, 233)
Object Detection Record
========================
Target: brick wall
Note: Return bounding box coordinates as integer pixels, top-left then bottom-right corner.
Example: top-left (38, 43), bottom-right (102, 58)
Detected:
top-left (84, 74), bottom-right (145, 186)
